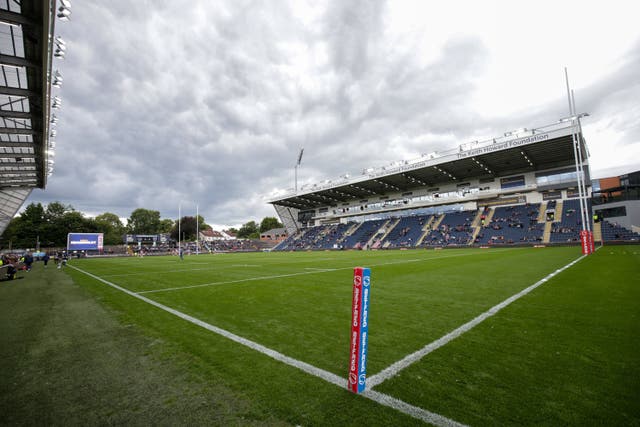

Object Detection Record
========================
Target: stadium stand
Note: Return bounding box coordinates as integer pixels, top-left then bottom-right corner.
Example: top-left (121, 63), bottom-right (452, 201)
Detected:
top-left (273, 232), bottom-right (300, 251)
top-left (276, 226), bottom-right (323, 250)
top-left (342, 218), bottom-right (388, 249)
top-left (206, 239), bottom-right (262, 252)
top-left (549, 199), bottom-right (584, 243)
top-left (476, 204), bottom-right (544, 245)
top-left (421, 210), bottom-right (476, 247)
top-left (315, 222), bottom-right (355, 249)
top-left (266, 125), bottom-right (640, 252)
top-left (382, 214), bottom-right (431, 248)
top-left (601, 220), bottom-right (640, 242)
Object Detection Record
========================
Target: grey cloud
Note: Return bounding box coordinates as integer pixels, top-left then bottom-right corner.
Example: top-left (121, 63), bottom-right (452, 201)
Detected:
top-left (27, 1), bottom-right (639, 227)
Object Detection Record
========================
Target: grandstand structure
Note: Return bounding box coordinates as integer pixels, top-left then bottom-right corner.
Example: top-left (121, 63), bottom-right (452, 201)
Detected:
top-left (0, 1), bottom-right (62, 234)
top-left (269, 121), bottom-right (639, 250)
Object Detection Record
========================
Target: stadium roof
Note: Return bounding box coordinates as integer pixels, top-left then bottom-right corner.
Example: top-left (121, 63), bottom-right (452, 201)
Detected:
top-left (270, 122), bottom-right (589, 211)
top-left (0, 0), bottom-right (58, 234)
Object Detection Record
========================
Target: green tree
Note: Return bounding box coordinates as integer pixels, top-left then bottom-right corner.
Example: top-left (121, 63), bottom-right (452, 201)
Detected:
top-left (42, 202), bottom-right (77, 246)
top-left (127, 208), bottom-right (161, 234)
top-left (45, 201), bottom-right (72, 222)
top-left (196, 215), bottom-right (209, 231)
top-left (237, 221), bottom-right (259, 239)
top-left (171, 216), bottom-right (198, 241)
top-left (0, 201), bottom-right (98, 248)
top-left (95, 212), bottom-right (126, 245)
top-left (0, 203), bottom-right (45, 249)
top-left (159, 218), bottom-right (175, 234)
top-left (259, 217), bottom-right (283, 233)
top-left (13, 203), bottom-right (46, 248)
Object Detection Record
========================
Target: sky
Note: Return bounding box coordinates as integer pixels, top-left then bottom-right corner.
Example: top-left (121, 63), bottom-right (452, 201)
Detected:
top-left (28, 0), bottom-right (640, 229)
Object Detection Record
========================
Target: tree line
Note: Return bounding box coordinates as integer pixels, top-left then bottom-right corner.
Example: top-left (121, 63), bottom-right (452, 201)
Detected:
top-left (0, 202), bottom-right (283, 249)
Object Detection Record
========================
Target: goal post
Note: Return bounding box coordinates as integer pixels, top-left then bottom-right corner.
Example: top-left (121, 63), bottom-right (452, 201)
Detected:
top-left (347, 267), bottom-right (371, 393)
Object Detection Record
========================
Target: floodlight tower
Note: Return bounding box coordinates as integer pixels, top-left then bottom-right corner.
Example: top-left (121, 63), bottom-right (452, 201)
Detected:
top-left (294, 148), bottom-right (304, 192)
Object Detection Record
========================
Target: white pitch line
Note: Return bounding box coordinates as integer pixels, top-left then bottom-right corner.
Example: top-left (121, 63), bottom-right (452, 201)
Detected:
top-left (68, 264), bottom-right (465, 427)
top-left (102, 266), bottom-right (218, 278)
top-left (366, 253), bottom-right (588, 389)
top-left (137, 268), bottom-right (344, 294)
top-left (363, 389), bottom-right (466, 427)
top-left (139, 250), bottom-right (507, 294)
top-left (68, 265), bottom-right (345, 387)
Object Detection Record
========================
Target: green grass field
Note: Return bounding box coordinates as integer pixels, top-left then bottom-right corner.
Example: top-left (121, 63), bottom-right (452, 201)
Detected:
top-left (2, 245), bottom-right (639, 426)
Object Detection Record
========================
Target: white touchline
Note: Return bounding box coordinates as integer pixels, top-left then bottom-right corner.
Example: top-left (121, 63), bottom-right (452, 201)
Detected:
top-left (68, 264), bottom-right (467, 427)
top-left (366, 253), bottom-right (589, 389)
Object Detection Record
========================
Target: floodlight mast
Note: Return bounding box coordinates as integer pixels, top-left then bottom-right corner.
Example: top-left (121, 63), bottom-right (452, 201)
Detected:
top-left (294, 148), bottom-right (304, 192)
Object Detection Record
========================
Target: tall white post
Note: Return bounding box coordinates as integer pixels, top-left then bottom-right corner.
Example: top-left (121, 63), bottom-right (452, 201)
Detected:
top-left (196, 204), bottom-right (199, 255)
top-left (571, 90), bottom-right (591, 234)
top-left (564, 68), bottom-right (588, 231)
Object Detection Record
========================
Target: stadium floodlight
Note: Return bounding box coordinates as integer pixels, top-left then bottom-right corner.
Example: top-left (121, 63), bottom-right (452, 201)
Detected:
top-left (57, 8), bottom-right (71, 21)
top-left (294, 147), bottom-right (304, 192)
top-left (57, 1), bottom-right (72, 21)
top-left (52, 96), bottom-right (62, 109)
top-left (54, 39), bottom-right (67, 59)
top-left (52, 70), bottom-right (63, 87)
top-left (54, 49), bottom-right (66, 59)
top-left (55, 38), bottom-right (67, 51)
top-left (558, 112), bottom-right (589, 123)
top-left (297, 148), bottom-right (304, 166)
top-left (504, 128), bottom-right (527, 137)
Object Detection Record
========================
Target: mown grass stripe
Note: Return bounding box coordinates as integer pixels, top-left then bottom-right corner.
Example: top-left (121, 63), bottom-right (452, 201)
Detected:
top-left (68, 264), bottom-right (466, 427)
top-left (366, 252), bottom-right (589, 389)
top-left (137, 249), bottom-right (513, 294)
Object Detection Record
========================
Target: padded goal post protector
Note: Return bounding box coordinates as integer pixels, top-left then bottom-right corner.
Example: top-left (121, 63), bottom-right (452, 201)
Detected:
top-left (348, 267), bottom-right (371, 393)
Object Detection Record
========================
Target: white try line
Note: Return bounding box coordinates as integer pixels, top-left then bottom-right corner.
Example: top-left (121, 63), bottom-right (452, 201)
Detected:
top-left (138, 249), bottom-right (511, 295)
top-left (68, 264), bottom-right (466, 427)
top-left (366, 252), bottom-right (589, 389)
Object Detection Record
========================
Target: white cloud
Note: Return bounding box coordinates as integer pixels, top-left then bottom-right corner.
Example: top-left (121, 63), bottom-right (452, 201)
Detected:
top-left (29, 0), bottom-right (640, 227)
